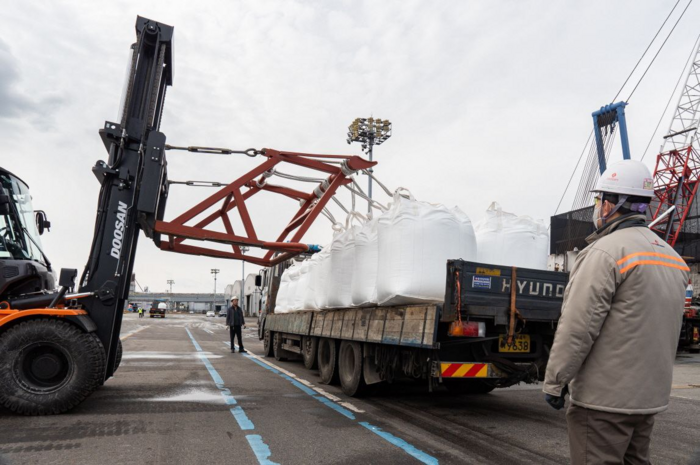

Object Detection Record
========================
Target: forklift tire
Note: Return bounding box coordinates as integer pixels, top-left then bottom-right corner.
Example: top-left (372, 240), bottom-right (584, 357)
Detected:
top-left (302, 336), bottom-right (318, 370)
top-left (443, 379), bottom-right (495, 395)
top-left (317, 338), bottom-right (339, 385)
top-left (338, 341), bottom-right (367, 397)
top-left (0, 319), bottom-right (106, 415)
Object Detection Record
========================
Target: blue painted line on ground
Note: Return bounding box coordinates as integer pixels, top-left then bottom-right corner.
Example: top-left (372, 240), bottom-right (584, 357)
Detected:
top-left (232, 406), bottom-right (255, 430)
top-left (225, 338), bottom-right (436, 464)
top-left (246, 435), bottom-right (279, 465)
top-left (359, 422), bottom-right (439, 465)
top-left (185, 328), bottom-right (275, 464)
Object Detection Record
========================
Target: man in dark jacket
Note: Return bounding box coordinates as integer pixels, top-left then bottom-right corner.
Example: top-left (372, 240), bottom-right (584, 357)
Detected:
top-left (226, 297), bottom-right (246, 353)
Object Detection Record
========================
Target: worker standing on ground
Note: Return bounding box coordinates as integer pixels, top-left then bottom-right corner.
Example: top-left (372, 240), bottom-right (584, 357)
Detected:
top-left (138, 307), bottom-right (143, 318)
top-left (543, 160), bottom-right (689, 464)
top-left (226, 298), bottom-right (246, 353)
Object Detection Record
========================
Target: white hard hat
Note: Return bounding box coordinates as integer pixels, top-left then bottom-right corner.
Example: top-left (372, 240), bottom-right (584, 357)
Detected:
top-left (591, 160), bottom-right (654, 198)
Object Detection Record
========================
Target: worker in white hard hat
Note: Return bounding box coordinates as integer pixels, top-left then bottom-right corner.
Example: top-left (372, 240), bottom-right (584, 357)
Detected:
top-left (544, 160), bottom-right (689, 464)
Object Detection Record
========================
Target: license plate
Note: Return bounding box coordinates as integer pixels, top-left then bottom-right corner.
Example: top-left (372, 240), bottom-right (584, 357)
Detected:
top-left (498, 334), bottom-right (531, 353)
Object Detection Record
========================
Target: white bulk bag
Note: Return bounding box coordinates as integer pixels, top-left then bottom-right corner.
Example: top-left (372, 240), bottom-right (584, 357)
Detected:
top-left (474, 202), bottom-right (549, 270)
top-left (351, 218), bottom-right (379, 306)
top-left (327, 214), bottom-right (364, 308)
top-left (451, 206), bottom-right (478, 261)
top-left (283, 264), bottom-right (302, 313)
top-left (314, 245), bottom-right (333, 309)
top-left (274, 269), bottom-right (291, 314)
top-left (377, 189), bottom-right (474, 306)
top-left (301, 252), bottom-right (323, 311)
top-left (290, 260), bottom-right (312, 312)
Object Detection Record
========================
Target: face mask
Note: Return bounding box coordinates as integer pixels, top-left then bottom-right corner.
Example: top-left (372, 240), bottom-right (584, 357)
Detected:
top-left (592, 202), bottom-right (601, 229)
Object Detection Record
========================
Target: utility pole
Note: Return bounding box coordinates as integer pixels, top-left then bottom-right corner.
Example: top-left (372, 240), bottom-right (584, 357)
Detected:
top-left (167, 279), bottom-right (174, 294)
top-left (240, 246), bottom-right (249, 315)
top-left (211, 269), bottom-right (219, 311)
top-left (347, 117), bottom-right (392, 214)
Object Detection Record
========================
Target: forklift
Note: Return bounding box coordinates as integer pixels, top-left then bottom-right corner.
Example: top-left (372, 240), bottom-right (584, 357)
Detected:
top-left (0, 16), bottom-right (173, 415)
top-left (0, 16), bottom-right (374, 415)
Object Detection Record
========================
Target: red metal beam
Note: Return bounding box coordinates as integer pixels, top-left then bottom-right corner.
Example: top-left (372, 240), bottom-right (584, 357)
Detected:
top-left (155, 148), bottom-right (377, 267)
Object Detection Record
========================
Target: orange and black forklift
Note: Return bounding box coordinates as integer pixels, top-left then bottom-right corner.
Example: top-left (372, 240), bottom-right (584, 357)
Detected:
top-left (0, 16), bottom-right (373, 415)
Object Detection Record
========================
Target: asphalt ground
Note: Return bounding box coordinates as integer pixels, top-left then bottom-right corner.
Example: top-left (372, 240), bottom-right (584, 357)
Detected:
top-left (1, 313), bottom-right (699, 465)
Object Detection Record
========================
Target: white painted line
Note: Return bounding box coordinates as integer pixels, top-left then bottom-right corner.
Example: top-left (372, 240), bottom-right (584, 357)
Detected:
top-left (121, 326), bottom-right (147, 340)
top-left (339, 402), bottom-right (365, 413)
top-left (313, 387), bottom-right (342, 403)
top-left (203, 328), bottom-right (214, 335)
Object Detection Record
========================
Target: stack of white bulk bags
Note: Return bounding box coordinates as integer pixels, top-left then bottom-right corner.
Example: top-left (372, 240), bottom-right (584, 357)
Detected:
top-left (327, 214), bottom-right (364, 308)
top-left (474, 202), bottom-right (549, 270)
top-left (351, 218), bottom-right (379, 306)
top-left (376, 190), bottom-right (477, 306)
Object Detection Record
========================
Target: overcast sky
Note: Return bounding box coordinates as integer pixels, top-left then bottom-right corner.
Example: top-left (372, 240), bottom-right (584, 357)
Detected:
top-left (1, 1), bottom-right (698, 293)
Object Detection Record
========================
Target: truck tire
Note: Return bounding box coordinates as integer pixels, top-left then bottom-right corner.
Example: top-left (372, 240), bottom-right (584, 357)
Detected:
top-left (338, 341), bottom-right (367, 396)
top-left (0, 319), bottom-right (106, 415)
top-left (115, 339), bottom-right (123, 372)
top-left (263, 330), bottom-right (273, 357)
top-left (273, 332), bottom-right (288, 361)
top-left (317, 338), bottom-right (339, 385)
top-left (302, 337), bottom-right (318, 370)
top-left (443, 379), bottom-right (495, 395)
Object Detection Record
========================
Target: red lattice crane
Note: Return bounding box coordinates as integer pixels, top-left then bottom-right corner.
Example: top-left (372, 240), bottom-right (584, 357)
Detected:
top-left (649, 39), bottom-right (700, 246)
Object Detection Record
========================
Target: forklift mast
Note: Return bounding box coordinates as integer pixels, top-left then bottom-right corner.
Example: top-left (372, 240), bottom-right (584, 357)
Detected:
top-left (78, 16), bottom-right (173, 380)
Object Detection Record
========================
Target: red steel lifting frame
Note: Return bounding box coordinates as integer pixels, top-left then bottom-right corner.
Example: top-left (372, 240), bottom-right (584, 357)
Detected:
top-left (650, 146), bottom-right (700, 246)
top-left (155, 148), bottom-right (376, 267)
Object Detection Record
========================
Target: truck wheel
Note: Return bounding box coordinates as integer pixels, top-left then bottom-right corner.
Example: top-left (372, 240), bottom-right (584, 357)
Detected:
top-left (273, 332), bottom-right (287, 361)
top-left (317, 338), bottom-right (339, 385)
top-left (302, 337), bottom-right (318, 370)
top-left (0, 319), bottom-right (106, 415)
top-left (263, 330), bottom-right (273, 357)
top-left (338, 341), bottom-right (367, 396)
top-left (443, 379), bottom-right (495, 395)
top-left (115, 339), bottom-right (123, 372)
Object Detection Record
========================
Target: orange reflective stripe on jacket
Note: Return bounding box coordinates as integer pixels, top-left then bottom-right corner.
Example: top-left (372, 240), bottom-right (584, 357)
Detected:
top-left (617, 252), bottom-right (690, 274)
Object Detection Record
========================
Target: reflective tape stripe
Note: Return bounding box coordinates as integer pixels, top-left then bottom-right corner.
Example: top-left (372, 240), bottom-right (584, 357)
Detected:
top-left (619, 259), bottom-right (690, 274)
top-left (617, 252), bottom-right (686, 266)
top-left (440, 363), bottom-right (488, 378)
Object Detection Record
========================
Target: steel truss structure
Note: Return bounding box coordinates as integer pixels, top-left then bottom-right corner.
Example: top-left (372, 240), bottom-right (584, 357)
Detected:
top-left (650, 38), bottom-right (700, 247)
top-left (154, 149), bottom-right (375, 267)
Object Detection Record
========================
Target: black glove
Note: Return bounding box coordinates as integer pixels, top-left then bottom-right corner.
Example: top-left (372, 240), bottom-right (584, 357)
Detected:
top-left (545, 385), bottom-right (569, 410)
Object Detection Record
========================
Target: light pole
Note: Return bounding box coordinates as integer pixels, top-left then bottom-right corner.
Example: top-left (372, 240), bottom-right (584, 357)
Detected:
top-left (167, 279), bottom-right (174, 294)
top-left (211, 269), bottom-right (220, 312)
top-left (240, 246), bottom-right (249, 315)
top-left (347, 117), bottom-right (392, 213)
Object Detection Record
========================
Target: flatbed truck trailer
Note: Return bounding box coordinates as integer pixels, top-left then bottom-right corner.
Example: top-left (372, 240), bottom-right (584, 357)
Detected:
top-left (259, 259), bottom-right (569, 396)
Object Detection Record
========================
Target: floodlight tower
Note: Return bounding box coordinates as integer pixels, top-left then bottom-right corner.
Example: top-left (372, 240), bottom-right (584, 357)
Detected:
top-left (167, 279), bottom-right (174, 293)
top-left (347, 117), bottom-right (392, 213)
top-left (210, 269), bottom-right (220, 312)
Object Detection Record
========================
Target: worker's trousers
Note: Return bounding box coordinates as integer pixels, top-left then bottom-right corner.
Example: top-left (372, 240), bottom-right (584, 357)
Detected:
top-left (567, 404), bottom-right (655, 465)
top-left (230, 325), bottom-right (244, 351)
